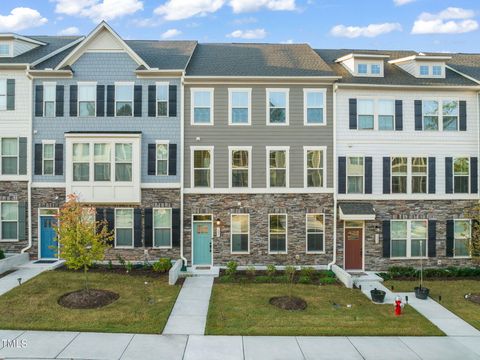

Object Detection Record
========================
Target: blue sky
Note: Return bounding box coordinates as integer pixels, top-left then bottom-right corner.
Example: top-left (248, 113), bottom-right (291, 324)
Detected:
top-left (0, 0), bottom-right (479, 52)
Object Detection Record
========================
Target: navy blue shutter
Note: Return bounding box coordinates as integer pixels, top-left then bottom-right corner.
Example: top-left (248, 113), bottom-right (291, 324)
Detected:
top-left (144, 208), bottom-right (153, 247)
top-left (95, 208), bottom-right (105, 235)
top-left (6, 79), bottom-right (15, 110)
top-left (55, 85), bottom-right (64, 117)
top-left (169, 85), bottom-right (177, 117)
top-left (445, 157), bottom-right (453, 194)
top-left (169, 144), bottom-right (177, 176)
top-left (414, 100), bottom-right (422, 130)
top-left (148, 85), bottom-right (156, 117)
top-left (383, 221), bottom-right (391, 258)
top-left (55, 144), bottom-right (63, 176)
top-left (35, 85), bottom-right (43, 117)
top-left (172, 208), bottom-right (180, 247)
top-left (69, 85), bottom-right (77, 117)
top-left (383, 157), bottom-right (391, 194)
top-left (34, 144), bottom-right (42, 175)
top-left (428, 220), bottom-right (436, 257)
top-left (364, 157), bottom-right (372, 194)
top-left (395, 100), bottom-right (403, 130)
top-left (18, 137), bottom-right (27, 175)
top-left (134, 209), bottom-right (142, 247)
top-left (470, 157), bottom-right (478, 194)
top-left (349, 99), bottom-right (357, 129)
top-left (106, 85), bottom-right (115, 117)
top-left (106, 209), bottom-right (115, 241)
top-left (428, 157), bottom-right (436, 194)
top-left (96, 85), bottom-right (105, 117)
top-left (18, 202), bottom-right (26, 241)
top-left (338, 157), bottom-right (346, 194)
top-left (148, 144), bottom-right (156, 175)
top-left (459, 101), bottom-right (467, 131)
top-left (446, 220), bottom-right (454, 257)
top-left (134, 85), bottom-right (142, 117)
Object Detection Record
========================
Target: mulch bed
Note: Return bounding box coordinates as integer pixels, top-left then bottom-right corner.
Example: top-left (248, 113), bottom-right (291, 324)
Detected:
top-left (466, 293), bottom-right (480, 305)
top-left (58, 289), bottom-right (119, 309)
top-left (269, 296), bottom-right (307, 311)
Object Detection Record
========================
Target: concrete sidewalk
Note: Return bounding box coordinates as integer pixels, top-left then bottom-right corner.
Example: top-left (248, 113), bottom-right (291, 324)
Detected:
top-left (1, 330), bottom-right (480, 360)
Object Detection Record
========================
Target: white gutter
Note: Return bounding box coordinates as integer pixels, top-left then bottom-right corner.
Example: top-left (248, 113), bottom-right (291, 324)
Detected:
top-left (328, 82), bottom-right (338, 270)
top-left (179, 72), bottom-right (187, 267)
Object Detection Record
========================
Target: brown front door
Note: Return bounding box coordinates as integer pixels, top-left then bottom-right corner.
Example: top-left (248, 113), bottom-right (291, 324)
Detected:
top-left (345, 226), bottom-right (363, 270)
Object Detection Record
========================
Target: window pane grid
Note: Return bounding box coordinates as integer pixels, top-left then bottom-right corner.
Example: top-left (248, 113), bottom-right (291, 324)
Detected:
top-left (269, 214), bottom-right (287, 253)
top-left (454, 157), bottom-right (469, 194)
top-left (1, 202), bottom-right (18, 240)
top-left (43, 143), bottom-right (55, 175)
top-left (268, 91), bottom-right (287, 124)
top-left (115, 209), bottom-right (133, 247)
top-left (306, 91), bottom-right (324, 124)
top-left (153, 208), bottom-right (172, 247)
top-left (157, 84), bottom-right (168, 117)
top-left (193, 149), bottom-right (211, 187)
top-left (306, 214), bottom-right (324, 252)
top-left (193, 91), bottom-right (212, 124)
top-left (1, 138), bottom-right (18, 175)
top-left (423, 100), bottom-right (439, 130)
top-left (115, 84), bottom-right (133, 116)
top-left (231, 149), bottom-right (249, 187)
top-left (306, 150), bottom-right (324, 187)
top-left (231, 91), bottom-right (249, 124)
top-left (391, 220), bottom-right (427, 258)
top-left (269, 150), bottom-right (287, 187)
top-left (412, 157), bottom-right (427, 193)
top-left (454, 220), bottom-right (471, 257)
top-left (347, 157), bottom-right (364, 194)
top-left (392, 157), bottom-right (407, 194)
top-left (231, 214), bottom-right (249, 253)
top-left (156, 144), bottom-right (168, 176)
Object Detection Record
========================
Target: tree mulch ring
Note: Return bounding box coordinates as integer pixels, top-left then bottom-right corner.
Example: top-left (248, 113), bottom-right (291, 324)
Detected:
top-left (58, 289), bottom-right (119, 309)
top-left (465, 293), bottom-right (480, 305)
top-left (269, 296), bottom-right (307, 311)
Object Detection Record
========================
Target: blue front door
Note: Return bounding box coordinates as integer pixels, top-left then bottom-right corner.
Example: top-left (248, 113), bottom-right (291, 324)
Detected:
top-left (193, 222), bottom-right (212, 265)
top-left (40, 216), bottom-right (58, 259)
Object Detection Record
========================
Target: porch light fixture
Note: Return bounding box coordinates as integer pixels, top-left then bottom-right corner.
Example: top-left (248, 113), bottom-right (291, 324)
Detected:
top-left (216, 218), bottom-right (221, 237)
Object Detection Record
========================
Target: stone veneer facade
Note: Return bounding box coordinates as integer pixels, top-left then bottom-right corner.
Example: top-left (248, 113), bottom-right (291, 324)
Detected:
top-left (0, 181), bottom-right (28, 253)
top-left (183, 193), bottom-right (334, 266)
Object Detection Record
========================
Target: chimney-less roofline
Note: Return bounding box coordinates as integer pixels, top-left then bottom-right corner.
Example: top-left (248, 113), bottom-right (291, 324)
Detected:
top-left (335, 53), bottom-right (390, 63)
top-left (389, 55), bottom-right (452, 64)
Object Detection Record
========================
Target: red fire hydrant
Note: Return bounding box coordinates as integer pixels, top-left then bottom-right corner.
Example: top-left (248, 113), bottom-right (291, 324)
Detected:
top-left (394, 296), bottom-right (404, 316)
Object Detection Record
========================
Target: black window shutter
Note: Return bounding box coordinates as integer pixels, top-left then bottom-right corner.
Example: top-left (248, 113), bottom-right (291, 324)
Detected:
top-left (470, 157), bottom-right (478, 194)
top-left (414, 100), bottom-right (422, 131)
top-left (69, 85), bottom-right (78, 117)
top-left (148, 85), bottom-right (156, 117)
top-left (395, 100), bottom-right (403, 130)
top-left (106, 85), bottom-right (115, 117)
top-left (55, 85), bottom-right (64, 117)
top-left (365, 157), bottom-right (372, 194)
top-left (144, 208), bottom-right (153, 247)
top-left (134, 85), bottom-right (142, 117)
top-left (382, 220), bottom-right (391, 258)
top-left (383, 157), bottom-right (391, 194)
top-left (106, 208), bottom-right (115, 237)
top-left (18, 137), bottom-right (27, 175)
top-left (459, 100), bottom-right (467, 131)
top-left (148, 144), bottom-right (156, 175)
top-left (96, 85), bottom-right (105, 117)
top-left (428, 220), bottom-right (436, 257)
top-left (445, 157), bottom-right (453, 194)
top-left (172, 208), bottom-right (180, 247)
top-left (55, 144), bottom-right (63, 176)
top-left (6, 79), bottom-right (15, 110)
top-left (349, 99), bottom-right (357, 129)
top-left (446, 220), bottom-right (454, 257)
top-left (18, 202), bottom-right (26, 241)
top-left (95, 208), bottom-right (105, 235)
top-left (35, 85), bottom-right (43, 117)
top-left (134, 208), bottom-right (142, 247)
top-left (338, 157), bottom-right (346, 194)
top-left (169, 144), bottom-right (177, 176)
top-left (428, 157), bottom-right (436, 194)
top-left (169, 85), bottom-right (177, 117)
top-left (34, 144), bottom-right (42, 175)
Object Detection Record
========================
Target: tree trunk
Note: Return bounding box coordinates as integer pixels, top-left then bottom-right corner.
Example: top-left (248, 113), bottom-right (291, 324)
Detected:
top-left (84, 265), bottom-right (89, 293)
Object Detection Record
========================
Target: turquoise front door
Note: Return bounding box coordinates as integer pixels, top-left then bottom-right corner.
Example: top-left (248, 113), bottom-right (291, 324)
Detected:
top-left (193, 222), bottom-right (212, 265)
top-left (40, 216), bottom-right (58, 259)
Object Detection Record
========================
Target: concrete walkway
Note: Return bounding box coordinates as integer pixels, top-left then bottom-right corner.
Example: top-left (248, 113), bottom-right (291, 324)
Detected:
top-left (1, 330), bottom-right (480, 360)
top-left (163, 276), bottom-right (214, 335)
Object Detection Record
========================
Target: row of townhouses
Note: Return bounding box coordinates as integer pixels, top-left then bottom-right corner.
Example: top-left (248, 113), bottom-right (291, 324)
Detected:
top-left (1, 22), bottom-right (480, 272)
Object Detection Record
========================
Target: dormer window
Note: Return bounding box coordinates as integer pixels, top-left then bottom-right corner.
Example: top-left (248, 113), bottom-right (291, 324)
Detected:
top-left (335, 53), bottom-right (389, 78)
top-left (371, 64), bottom-right (381, 75)
top-left (0, 43), bottom-right (10, 57)
top-left (389, 55), bottom-right (449, 79)
top-left (420, 65), bottom-right (429, 76)
top-left (358, 64), bottom-right (368, 74)
top-left (432, 65), bottom-right (442, 76)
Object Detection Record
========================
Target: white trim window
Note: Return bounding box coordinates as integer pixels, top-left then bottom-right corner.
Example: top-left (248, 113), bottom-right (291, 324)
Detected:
top-left (269, 214), bottom-right (287, 254)
top-left (304, 89), bottom-right (326, 125)
top-left (43, 83), bottom-right (56, 117)
top-left (229, 147), bottom-right (251, 188)
top-left (267, 89), bottom-right (289, 125)
top-left (191, 88), bottom-right (213, 125)
top-left (156, 83), bottom-right (169, 117)
top-left (78, 83), bottom-right (96, 117)
top-left (267, 147), bottom-right (289, 188)
top-left (357, 63), bottom-right (368, 74)
top-left (305, 147), bottom-right (325, 188)
top-left (115, 83), bottom-right (134, 116)
top-left (411, 157), bottom-right (427, 194)
top-left (357, 99), bottom-right (374, 130)
top-left (229, 89), bottom-right (251, 125)
top-left (93, 143), bottom-right (111, 181)
top-left (391, 157), bottom-right (408, 194)
top-left (231, 214), bottom-right (249, 253)
top-left (347, 156), bottom-right (364, 194)
top-left (371, 64), bottom-right (381, 75)
top-left (42, 142), bottom-right (55, 176)
top-left (442, 100), bottom-right (459, 131)
top-left (72, 143), bottom-right (90, 181)
top-left (454, 219), bottom-right (471, 258)
top-left (0, 80), bottom-right (6, 110)
top-left (432, 65), bottom-right (442, 76)
top-left (378, 100), bottom-right (395, 130)
top-left (156, 143), bottom-right (169, 176)
top-left (1, 138), bottom-right (18, 175)
top-left (115, 208), bottom-right (133, 248)
top-left (454, 157), bottom-right (469, 194)
top-left (422, 100), bottom-right (439, 130)
top-left (391, 220), bottom-right (428, 258)
top-left (306, 213), bottom-right (324, 253)
top-left (0, 202), bottom-right (18, 241)
top-left (192, 147), bottom-right (213, 188)
top-left (153, 208), bottom-right (172, 248)
top-left (115, 144), bottom-right (133, 182)
top-left (419, 65), bottom-right (429, 76)
top-left (0, 43), bottom-right (10, 57)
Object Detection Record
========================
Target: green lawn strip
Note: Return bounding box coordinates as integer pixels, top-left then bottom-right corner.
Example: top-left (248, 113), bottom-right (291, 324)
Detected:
top-left (206, 283), bottom-right (443, 336)
top-left (0, 271), bottom-right (181, 334)
top-left (385, 279), bottom-right (480, 331)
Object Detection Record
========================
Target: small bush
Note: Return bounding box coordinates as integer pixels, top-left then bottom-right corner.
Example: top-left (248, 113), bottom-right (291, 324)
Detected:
top-left (0, 249), bottom-right (5, 260)
top-left (266, 264), bottom-right (276, 277)
top-left (116, 255), bottom-right (126, 267)
top-left (300, 266), bottom-right (315, 279)
top-left (320, 277), bottom-right (337, 285)
top-left (246, 265), bottom-right (256, 277)
top-left (107, 260), bottom-right (113, 270)
top-left (225, 261), bottom-right (238, 276)
top-left (324, 270), bottom-right (336, 278)
top-left (386, 266), bottom-right (480, 279)
top-left (152, 258), bottom-right (172, 273)
top-left (125, 261), bottom-right (133, 272)
top-left (298, 275), bottom-right (312, 284)
top-left (219, 275), bottom-right (234, 283)
top-left (254, 275), bottom-right (270, 283)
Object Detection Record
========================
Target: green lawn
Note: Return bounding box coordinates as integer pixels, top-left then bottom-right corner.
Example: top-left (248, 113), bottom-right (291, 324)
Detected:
top-left (385, 279), bottom-right (480, 331)
top-left (206, 283), bottom-right (443, 336)
top-left (0, 270), bottom-right (180, 333)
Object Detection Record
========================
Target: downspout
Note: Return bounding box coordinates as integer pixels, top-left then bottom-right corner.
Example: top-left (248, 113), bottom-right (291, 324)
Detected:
top-left (179, 72), bottom-right (187, 267)
top-left (327, 82), bottom-right (338, 270)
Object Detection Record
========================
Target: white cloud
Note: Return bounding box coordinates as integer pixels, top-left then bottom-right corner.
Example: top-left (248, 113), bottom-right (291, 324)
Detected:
top-left (161, 28), bottom-right (182, 39)
top-left (58, 26), bottom-right (80, 35)
top-left (393, 0), bottom-right (415, 6)
top-left (0, 7), bottom-right (47, 32)
top-left (154, 0), bottom-right (225, 21)
top-left (54, 0), bottom-right (143, 22)
top-left (229, 0), bottom-right (296, 13)
top-left (412, 7), bottom-right (478, 34)
top-left (281, 39), bottom-right (294, 44)
top-left (330, 22), bottom-right (402, 38)
top-left (227, 28), bottom-right (266, 39)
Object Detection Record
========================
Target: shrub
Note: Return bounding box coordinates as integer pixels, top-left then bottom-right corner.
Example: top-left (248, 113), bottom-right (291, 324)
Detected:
top-left (225, 261), bottom-right (238, 276)
top-left (246, 265), bottom-right (256, 277)
top-left (116, 255), bottom-right (126, 268)
top-left (0, 249), bottom-right (4, 260)
top-left (320, 277), bottom-right (337, 285)
top-left (219, 275), bottom-right (234, 283)
top-left (254, 275), bottom-right (270, 283)
top-left (298, 275), bottom-right (312, 284)
top-left (325, 270), bottom-right (336, 278)
top-left (266, 264), bottom-right (276, 277)
top-left (126, 261), bottom-right (133, 272)
top-left (388, 266), bottom-right (417, 278)
top-left (300, 266), bottom-right (315, 279)
top-left (107, 260), bottom-right (113, 270)
top-left (152, 258), bottom-right (172, 273)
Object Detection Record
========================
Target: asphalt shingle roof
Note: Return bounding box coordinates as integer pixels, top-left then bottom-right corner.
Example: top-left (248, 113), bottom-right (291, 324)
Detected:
top-left (339, 203), bottom-right (376, 216)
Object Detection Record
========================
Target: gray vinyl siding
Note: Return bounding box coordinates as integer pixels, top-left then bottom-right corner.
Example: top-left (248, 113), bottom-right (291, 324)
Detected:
top-left (184, 84), bottom-right (334, 188)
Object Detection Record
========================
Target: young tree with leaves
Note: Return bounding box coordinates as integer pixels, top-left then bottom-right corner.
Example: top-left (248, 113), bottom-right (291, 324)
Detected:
top-left (464, 204), bottom-right (480, 265)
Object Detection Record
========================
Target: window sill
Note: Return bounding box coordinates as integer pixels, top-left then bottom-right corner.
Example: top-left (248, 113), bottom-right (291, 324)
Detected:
top-left (306, 251), bottom-right (325, 255)
top-left (0, 239), bottom-right (19, 242)
top-left (231, 251), bottom-right (250, 255)
top-left (152, 246), bottom-right (173, 250)
top-left (390, 257), bottom-right (428, 260)
top-left (268, 252), bottom-right (288, 255)
top-left (114, 246), bottom-right (134, 249)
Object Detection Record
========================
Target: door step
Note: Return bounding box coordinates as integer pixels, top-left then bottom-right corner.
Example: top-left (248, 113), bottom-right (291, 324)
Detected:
top-left (185, 266), bottom-right (220, 277)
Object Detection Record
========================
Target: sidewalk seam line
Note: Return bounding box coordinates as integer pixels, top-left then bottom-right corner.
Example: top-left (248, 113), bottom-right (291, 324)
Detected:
top-left (118, 333), bottom-right (135, 360)
top-left (181, 335), bottom-right (190, 360)
top-left (53, 331), bottom-right (81, 359)
top-left (346, 336), bottom-right (366, 360)
top-left (398, 336), bottom-right (423, 360)
top-left (294, 336), bottom-right (307, 360)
